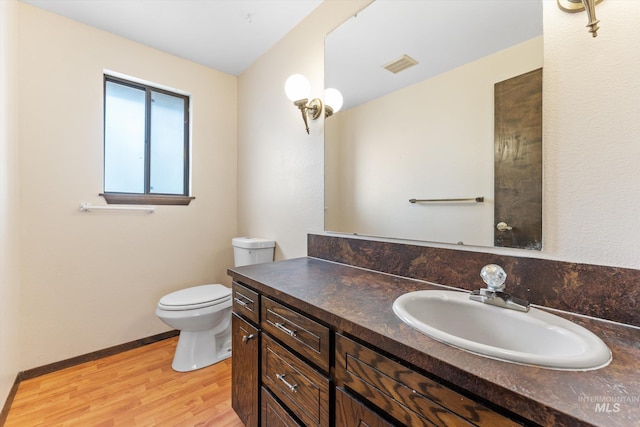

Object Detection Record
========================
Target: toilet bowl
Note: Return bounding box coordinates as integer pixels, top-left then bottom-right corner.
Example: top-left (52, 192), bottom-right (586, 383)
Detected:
top-left (157, 237), bottom-right (275, 372)
top-left (156, 284), bottom-right (232, 372)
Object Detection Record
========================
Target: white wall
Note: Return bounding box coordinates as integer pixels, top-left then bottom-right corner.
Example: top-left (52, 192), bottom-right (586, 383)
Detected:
top-left (542, 0), bottom-right (640, 268)
top-left (0, 0), bottom-right (22, 407)
top-left (240, 0), bottom-right (640, 270)
top-left (17, 3), bottom-right (238, 370)
top-left (237, 0), bottom-right (372, 260)
top-left (325, 37), bottom-right (543, 247)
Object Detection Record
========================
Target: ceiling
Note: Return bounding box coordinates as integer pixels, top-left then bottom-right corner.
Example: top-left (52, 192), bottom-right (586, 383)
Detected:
top-left (19, 0), bottom-right (324, 76)
top-left (326, 0), bottom-right (543, 110)
top-left (19, 0), bottom-right (542, 108)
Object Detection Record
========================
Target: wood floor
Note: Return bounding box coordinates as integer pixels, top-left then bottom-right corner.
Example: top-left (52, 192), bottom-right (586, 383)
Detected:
top-left (4, 337), bottom-right (244, 426)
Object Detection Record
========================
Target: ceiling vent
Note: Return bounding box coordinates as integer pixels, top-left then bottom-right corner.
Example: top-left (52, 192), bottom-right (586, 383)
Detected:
top-left (383, 54), bottom-right (419, 74)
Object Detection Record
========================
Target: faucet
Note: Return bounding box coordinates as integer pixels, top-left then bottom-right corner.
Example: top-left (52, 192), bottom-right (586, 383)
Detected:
top-left (469, 264), bottom-right (530, 312)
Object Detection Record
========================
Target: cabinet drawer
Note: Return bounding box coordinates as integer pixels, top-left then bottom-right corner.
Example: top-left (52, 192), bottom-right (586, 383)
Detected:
top-left (261, 387), bottom-right (302, 427)
top-left (262, 334), bottom-right (330, 427)
top-left (232, 281), bottom-right (259, 324)
top-left (336, 387), bottom-right (394, 427)
top-left (335, 334), bottom-right (521, 427)
top-left (261, 297), bottom-right (330, 372)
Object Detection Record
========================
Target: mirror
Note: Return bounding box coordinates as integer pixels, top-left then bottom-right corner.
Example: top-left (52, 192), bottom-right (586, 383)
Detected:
top-left (324, 0), bottom-right (543, 250)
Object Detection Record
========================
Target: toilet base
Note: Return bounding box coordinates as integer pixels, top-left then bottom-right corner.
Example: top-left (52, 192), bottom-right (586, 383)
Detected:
top-left (171, 328), bottom-right (232, 372)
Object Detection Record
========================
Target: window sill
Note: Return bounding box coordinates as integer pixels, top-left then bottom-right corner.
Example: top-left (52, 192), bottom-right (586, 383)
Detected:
top-left (100, 193), bottom-right (195, 206)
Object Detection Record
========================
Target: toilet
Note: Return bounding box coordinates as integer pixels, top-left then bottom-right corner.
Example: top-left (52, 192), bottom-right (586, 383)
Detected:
top-left (156, 237), bottom-right (275, 372)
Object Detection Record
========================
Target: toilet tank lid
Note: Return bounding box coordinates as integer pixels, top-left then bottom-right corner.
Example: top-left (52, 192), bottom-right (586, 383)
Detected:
top-left (232, 237), bottom-right (275, 249)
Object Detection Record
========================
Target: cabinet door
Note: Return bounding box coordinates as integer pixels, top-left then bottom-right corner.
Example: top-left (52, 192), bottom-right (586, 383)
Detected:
top-left (232, 313), bottom-right (259, 427)
top-left (336, 387), bottom-right (394, 427)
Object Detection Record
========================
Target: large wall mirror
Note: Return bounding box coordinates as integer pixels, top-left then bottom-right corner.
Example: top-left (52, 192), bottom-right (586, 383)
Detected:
top-left (324, 0), bottom-right (544, 250)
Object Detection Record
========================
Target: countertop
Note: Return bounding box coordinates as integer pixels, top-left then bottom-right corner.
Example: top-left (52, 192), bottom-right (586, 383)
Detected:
top-left (228, 257), bottom-right (640, 427)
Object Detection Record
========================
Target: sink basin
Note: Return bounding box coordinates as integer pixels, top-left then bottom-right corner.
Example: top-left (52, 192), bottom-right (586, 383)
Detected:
top-left (392, 290), bottom-right (612, 370)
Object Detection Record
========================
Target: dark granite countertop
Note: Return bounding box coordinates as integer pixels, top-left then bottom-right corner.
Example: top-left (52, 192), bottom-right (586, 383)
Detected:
top-left (228, 257), bottom-right (640, 427)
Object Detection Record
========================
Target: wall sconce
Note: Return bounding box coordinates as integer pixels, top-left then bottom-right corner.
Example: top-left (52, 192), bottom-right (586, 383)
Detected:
top-left (285, 74), bottom-right (343, 134)
top-left (324, 88), bottom-right (343, 119)
top-left (558, 0), bottom-right (604, 37)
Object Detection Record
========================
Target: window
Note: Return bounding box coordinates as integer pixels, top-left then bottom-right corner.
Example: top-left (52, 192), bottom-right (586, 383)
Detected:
top-left (103, 75), bottom-right (193, 205)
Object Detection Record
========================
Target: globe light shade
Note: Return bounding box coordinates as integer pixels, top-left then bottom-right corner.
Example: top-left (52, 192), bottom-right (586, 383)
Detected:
top-left (285, 74), bottom-right (311, 102)
top-left (324, 88), bottom-right (344, 113)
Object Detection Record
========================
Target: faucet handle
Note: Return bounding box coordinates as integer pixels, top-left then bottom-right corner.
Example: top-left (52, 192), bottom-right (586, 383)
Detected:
top-left (480, 264), bottom-right (507, 292)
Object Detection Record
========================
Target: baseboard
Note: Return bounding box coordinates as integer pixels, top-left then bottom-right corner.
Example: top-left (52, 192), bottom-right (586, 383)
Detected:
top-left (0, 329), bottom-right (179, 422)
top-left (0, 373), bottom-right (22, 426)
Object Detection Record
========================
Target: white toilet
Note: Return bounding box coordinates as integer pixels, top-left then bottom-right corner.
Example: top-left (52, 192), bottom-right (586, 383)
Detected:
top-left (156, 237), bottom-right (275, 372)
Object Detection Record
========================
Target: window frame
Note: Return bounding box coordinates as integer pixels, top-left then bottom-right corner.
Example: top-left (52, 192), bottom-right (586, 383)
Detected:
top-left (102, 75), bottom-right (194, 205)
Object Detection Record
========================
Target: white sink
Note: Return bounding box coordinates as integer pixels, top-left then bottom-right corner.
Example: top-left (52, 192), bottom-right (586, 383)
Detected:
top-left (392, 290), bottom-right (612, 371)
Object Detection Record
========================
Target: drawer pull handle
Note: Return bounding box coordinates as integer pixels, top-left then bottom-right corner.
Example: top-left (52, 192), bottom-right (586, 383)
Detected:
top-left (242, 334), bottom-right (255, 343)
top-left (276, 373), bottom-right (298, 393)
top-left (274, 322), bottom-right (297, 337)
top-left (234, 297), bottom-right (252, 309)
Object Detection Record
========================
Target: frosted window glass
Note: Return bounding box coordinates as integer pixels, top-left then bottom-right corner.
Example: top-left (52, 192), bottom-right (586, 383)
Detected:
top-left (150, 91), bottom-right (185, 195)
top-left (103, 77), bottom-right (189, 199)
top-left (104, 82), bottom-right (146, 193)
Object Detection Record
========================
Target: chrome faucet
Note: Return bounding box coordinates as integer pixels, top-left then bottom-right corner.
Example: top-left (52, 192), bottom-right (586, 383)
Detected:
top-left (469, 264), bottom-right (530, 312)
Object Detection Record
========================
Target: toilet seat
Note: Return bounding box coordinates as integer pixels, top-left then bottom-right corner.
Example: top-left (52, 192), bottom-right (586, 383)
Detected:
top-left (158, 284), bottom-right (231, 311)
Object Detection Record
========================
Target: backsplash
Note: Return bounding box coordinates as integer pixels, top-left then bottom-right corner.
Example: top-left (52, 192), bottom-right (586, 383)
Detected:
top-left (308, 234), bottom-right (640, 327)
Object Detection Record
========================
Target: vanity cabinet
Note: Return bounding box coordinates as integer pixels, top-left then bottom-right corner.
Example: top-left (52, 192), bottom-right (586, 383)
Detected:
top-left (232, 282), bottom-right (331, 427)
top-left (231, 279), bottom-right (524, 427)
top-left (226, 255), bottom-right (640, 427)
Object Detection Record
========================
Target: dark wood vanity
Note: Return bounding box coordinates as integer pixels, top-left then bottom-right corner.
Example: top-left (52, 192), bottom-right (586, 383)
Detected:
top-left (228, 257), bottom-right (640, 427)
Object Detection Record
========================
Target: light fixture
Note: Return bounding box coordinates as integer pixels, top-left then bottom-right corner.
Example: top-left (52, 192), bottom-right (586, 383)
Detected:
top-left (324, 88), bottom-right (343, 118)
top-left (285, 74), bottom-right (321, 134)
top-left (558, 0), bottom-right (604, 37)
top-left (285, 74), bottom-right (344, 134)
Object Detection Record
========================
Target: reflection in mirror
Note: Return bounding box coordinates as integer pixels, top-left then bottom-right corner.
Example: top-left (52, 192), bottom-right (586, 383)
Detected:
top-left (324, 0), bottom-right (543, 250)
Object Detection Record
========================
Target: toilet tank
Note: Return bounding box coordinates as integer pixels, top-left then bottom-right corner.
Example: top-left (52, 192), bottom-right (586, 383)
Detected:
top-left (232, 237), bottom-right (275, 267)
